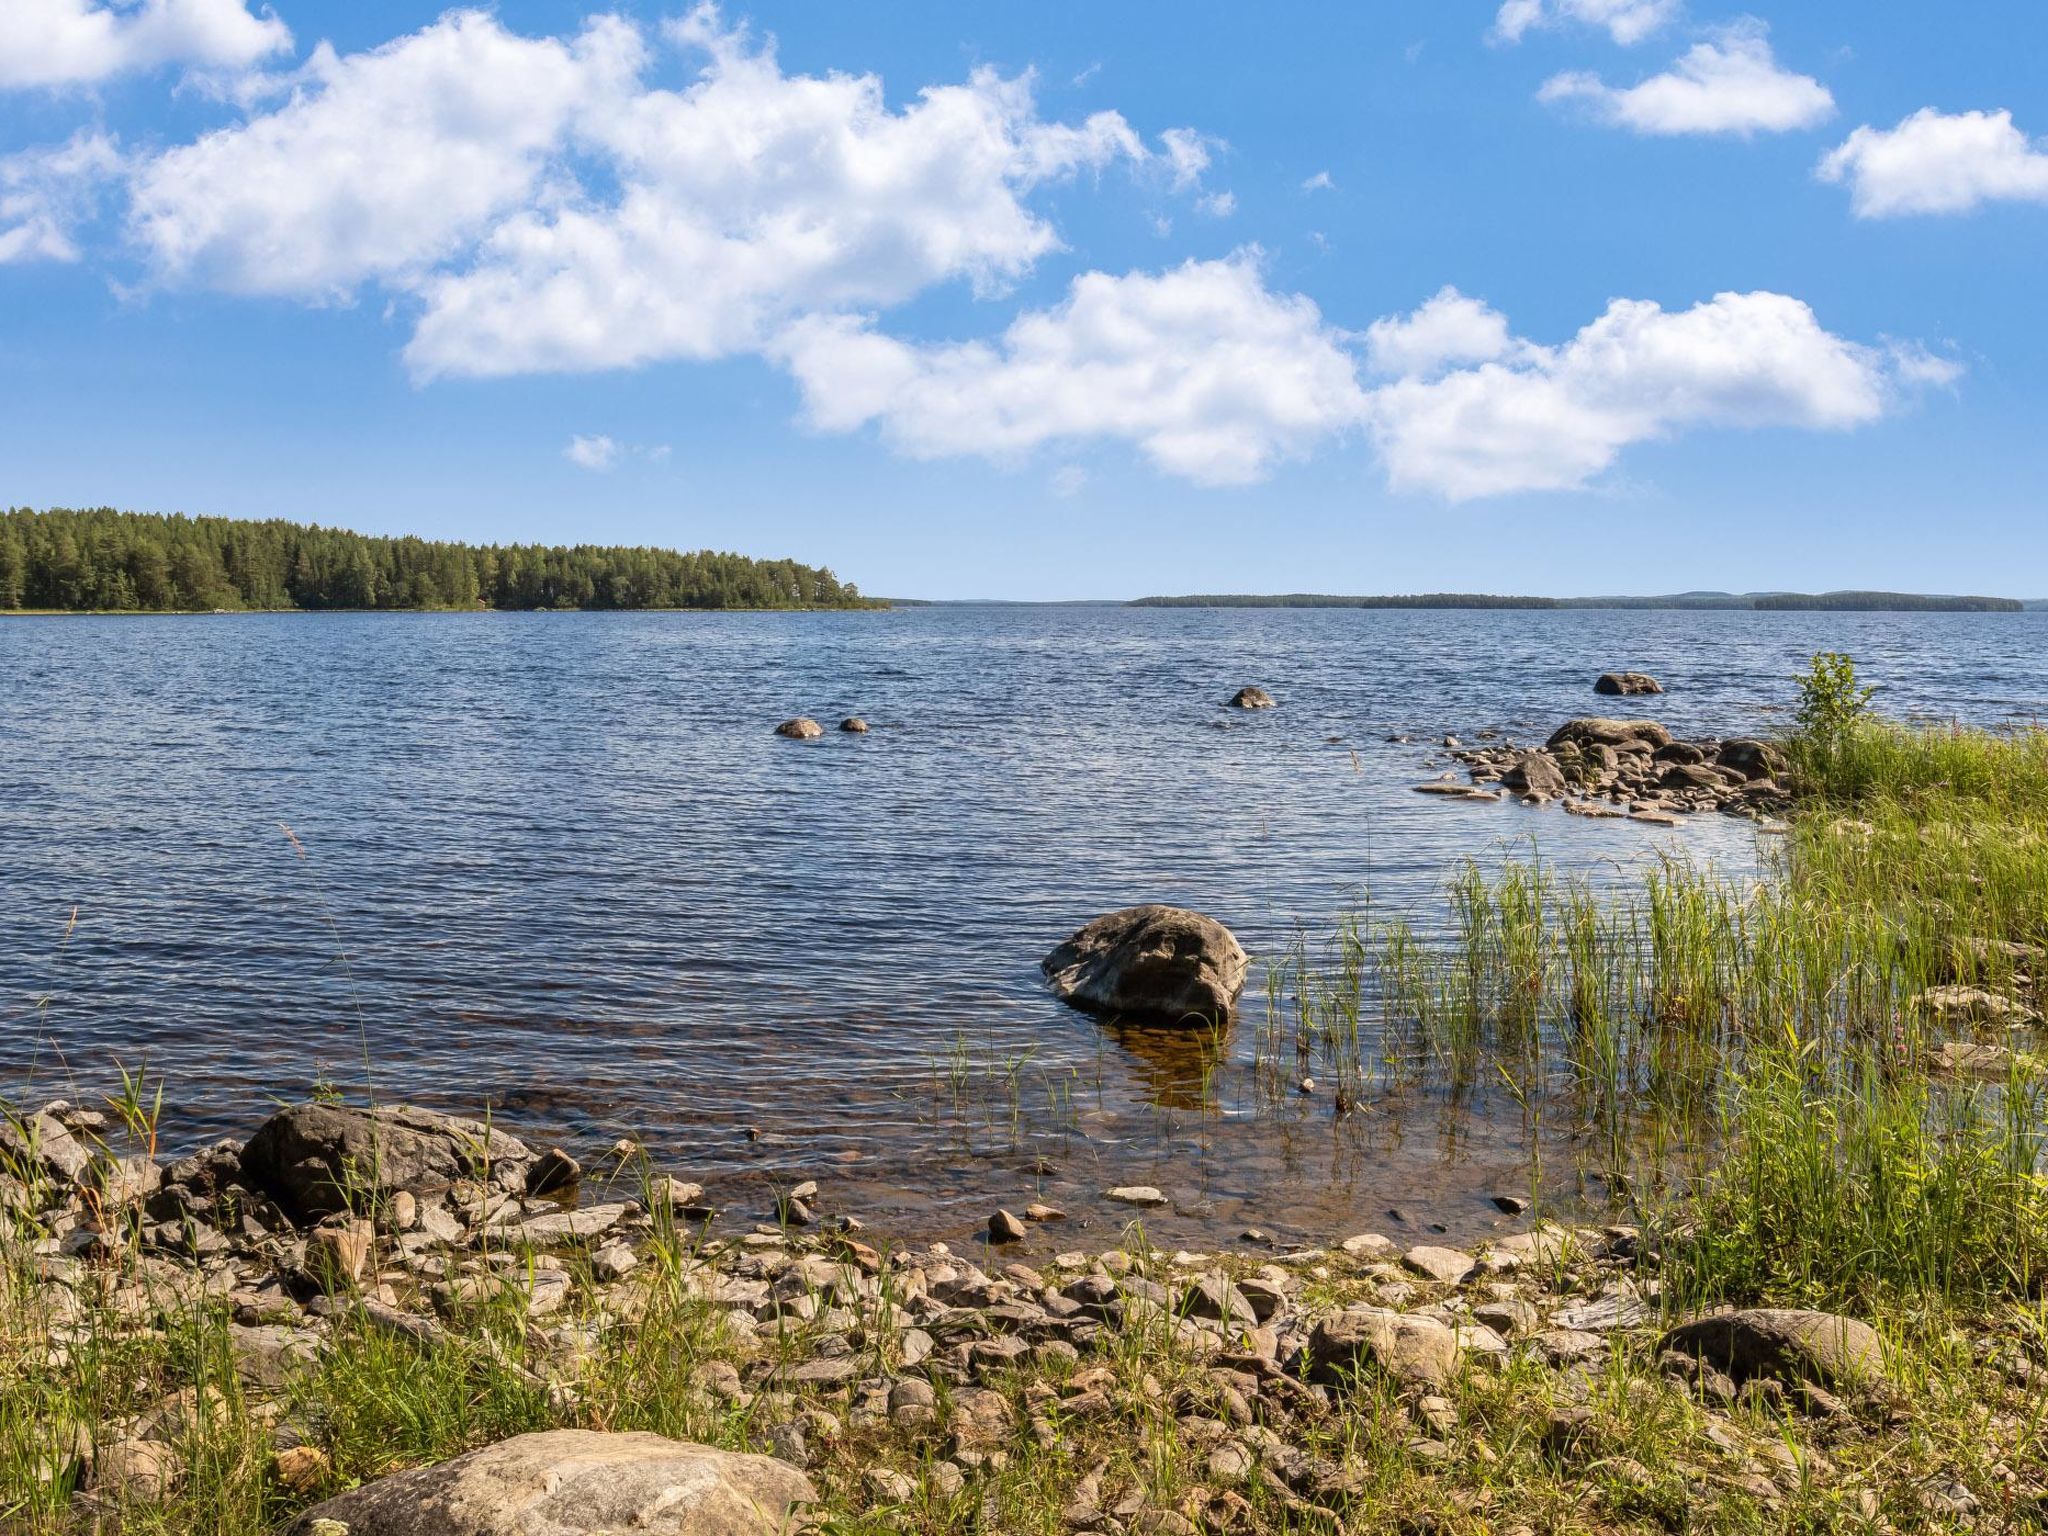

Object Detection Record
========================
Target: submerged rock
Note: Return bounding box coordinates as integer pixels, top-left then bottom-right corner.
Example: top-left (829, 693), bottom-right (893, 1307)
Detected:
top-left (287, 1430), bottom-right (815, 1536)
top-left (1042, 905), bottom-right (1248, 1023)
top-left (1595, 672), bottom-right (1664, 696)
top-left (1226, 686), bottom-right (1277, 709)
top-left (774, 717), bottom-right (824, 740)
top-left (838, 717), bottom-right (869, 734)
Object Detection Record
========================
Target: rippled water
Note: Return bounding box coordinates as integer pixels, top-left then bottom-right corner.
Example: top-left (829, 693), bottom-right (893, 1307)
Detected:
top-left (3, 606), bottom-right (2043, 1247)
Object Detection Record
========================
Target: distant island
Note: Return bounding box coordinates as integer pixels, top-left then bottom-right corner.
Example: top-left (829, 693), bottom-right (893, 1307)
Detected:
top-left (0, 507), bottom-right (876, 613)
top-left (1132, 590), bottom-right (2026, 613)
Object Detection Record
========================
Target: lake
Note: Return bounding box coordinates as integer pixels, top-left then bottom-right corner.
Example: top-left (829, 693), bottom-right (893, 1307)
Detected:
top-left (3, 605), bottom-right (2044, 1248)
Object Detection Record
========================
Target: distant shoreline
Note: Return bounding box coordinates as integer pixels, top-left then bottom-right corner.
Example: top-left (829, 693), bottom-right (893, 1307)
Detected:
top-left (1129, 590), bottom-right (2032, 613)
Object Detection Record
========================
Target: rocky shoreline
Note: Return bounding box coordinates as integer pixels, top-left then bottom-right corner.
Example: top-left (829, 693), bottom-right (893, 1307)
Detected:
top-left (7, 1095), bottom-right (2039, 1533)
top-left (1416, 716), bottom-right (1795, 827)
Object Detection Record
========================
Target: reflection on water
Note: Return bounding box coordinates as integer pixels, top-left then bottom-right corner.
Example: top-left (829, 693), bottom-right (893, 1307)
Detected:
top-left (2, 605), bottom-right (2044, 1247)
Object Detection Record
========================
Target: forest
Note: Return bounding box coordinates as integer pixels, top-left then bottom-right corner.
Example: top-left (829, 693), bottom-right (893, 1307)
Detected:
top-left (0, 508), bottom-right (875, 613)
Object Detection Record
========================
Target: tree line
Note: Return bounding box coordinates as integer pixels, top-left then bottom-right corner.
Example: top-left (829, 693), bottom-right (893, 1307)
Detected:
top-left (0, 508), bottom-right (877, 613)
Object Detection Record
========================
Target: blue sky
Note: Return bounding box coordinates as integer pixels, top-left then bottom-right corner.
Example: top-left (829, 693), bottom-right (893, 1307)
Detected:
top-left (2, 0), bottom-right (2044, 599)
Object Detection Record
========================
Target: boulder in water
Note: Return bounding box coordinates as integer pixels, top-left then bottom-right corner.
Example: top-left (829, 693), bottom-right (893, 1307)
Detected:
top-left (241, 1103), bottom-right (535, 1220)
top-left (838, 717), bottom-right (869, 734)
top-left (1717, 738), bottom-right (1788, 781)
top-left (1227, 686), bottom-right (1277, 709)
top-left (1595, 672), bottom-right (1664, 696)
top-left (1500, 751), bottom-right (1566, 798)
top-left (1547, 717), bottom-right (1673, 752)
top-left (1042, 905), bottom-right (1248, 1023)
top-left (774, 718), bottom-right (824, 739)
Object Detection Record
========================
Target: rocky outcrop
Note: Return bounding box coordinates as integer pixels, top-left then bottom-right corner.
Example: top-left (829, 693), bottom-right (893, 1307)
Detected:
top-left (241, 1103), bottom-right (536, 1220)
top-left (1659, 1308), bottom-right (1886, 1390)
top-left (1500, 752), bottom-right (1566, 798)
top-left (1595, 672), bottom-right (1664, 696)
top-left (288, 1431), bottom-right (815, 1535)
top-left (1042, 906), bottom-right (1248, 1023)
top-left (1226, 686), bottom-right (1277, 709)
top-left (838, 717), bottom-right (868, 734)
top-left (1547, 718), bottom-right (1673, 752)
top-left (774, 718), bottom-right (824, 740)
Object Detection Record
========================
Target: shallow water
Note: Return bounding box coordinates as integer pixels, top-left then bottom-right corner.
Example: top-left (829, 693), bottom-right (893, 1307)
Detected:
top-left (3, 605), bottom-right (2044, 1249)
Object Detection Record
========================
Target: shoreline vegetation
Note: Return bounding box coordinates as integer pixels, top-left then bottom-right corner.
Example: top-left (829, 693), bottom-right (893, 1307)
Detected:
top-left (1131, 591), bottom-right (2030, 612)
top-left (4, 657), bottom-right (2046, 1533)
top-left (0, 508), bottom-right (878, 614)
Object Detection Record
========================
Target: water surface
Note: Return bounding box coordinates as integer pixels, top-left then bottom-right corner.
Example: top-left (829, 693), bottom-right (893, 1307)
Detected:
top-left (3, 606), bottom-right (2042, 1248)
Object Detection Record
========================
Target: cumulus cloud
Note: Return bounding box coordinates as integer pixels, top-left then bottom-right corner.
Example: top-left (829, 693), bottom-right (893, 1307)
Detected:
top-left (129, 13), bottom-right (646, 298)
top-left (0, 0), bottom-right (290, 89)
top-left (1538, 24), bottom-right (1832, 136)
top-left (1364, 286), bottom-right (1526, 377)
top-left (774, 253), bottom-right (1370, 487)
top-left (1818, 107), bottom-right (2048, 217)
top-left (1492, 0), bottom-right (1678, 47)
top-left (1364, 289), bottom-right (1924, 499)
top-left (1300, 170), bottom-right (1335, 192)
top-left (0, 129), bottom-right (122, 263)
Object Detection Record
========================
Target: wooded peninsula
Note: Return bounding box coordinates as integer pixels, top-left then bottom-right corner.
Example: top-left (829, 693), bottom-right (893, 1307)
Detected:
top-left (0, 508), bottom-right (876, 613)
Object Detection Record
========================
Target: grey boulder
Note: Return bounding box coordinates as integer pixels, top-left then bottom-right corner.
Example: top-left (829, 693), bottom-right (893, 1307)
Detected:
top-left (1306, 1306), bottom-right (1461, 1389)
top-left (288, 1430), bottom-right (815, 1536)
top-left (773, 718), bottom-right (824, 740)
top-left (1042, 905), bottom-right (1248, 1023)
top-left (1595, 672), bottom-right (1664, 696)
top-left (242, 1103), bottom-right (535, 1220)
top-left (1547, 717), bottom-right (1673, 752)
top-left (1659, 1308), bottom-right (1886, 1390)
top-left (1226, 686), bottom-right (1277, 709)
top-left (1500, 751), bottom-right (1566, 797)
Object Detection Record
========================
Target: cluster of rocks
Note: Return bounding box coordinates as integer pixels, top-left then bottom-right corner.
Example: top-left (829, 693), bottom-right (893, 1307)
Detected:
top-left (8, 1093), bottom-right (2022, 1533)
top-left (1417, 717), bottom-right (1794, 827)
top-left (775, 716), bottom-right (867, 738)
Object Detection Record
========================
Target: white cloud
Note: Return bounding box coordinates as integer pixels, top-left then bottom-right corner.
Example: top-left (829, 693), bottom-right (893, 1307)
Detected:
top-left (0, 129), bottom-right (122, 263)
top-left (774, 253), bottom-right (1370, 487)
top-left (1158, 126), bottom-right (1214, 190)
top-left (1492, 0), bottom-right (1678, 47)
top-left (0, 0), bottom-right (290, 88)
top-left (1195, 190), bottom-right (1235, 218)
top-left (1818, 107), bottom-right (2048, 217)
top-left (1365, 289), bottom-right (1923, 499)
top-left (1364, 286), bottom-right (1525, 377)
top-left (1538, 24), bottom-right (1832, 137)
top-left (128, 13), bottom-right (645, 299)
top-left (564, 433), bottom-right (620, 471)
top-left (1300, 170), bottom-right (1335, 192)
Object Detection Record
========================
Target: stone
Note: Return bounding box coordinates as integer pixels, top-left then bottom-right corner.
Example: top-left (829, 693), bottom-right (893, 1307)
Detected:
top-left (1717, 738), bottom-right (1789, 781)
top-left (1227, 686), bottom-right (1277, 710)
top-left (1102, 1186), bottom-right (1168, 1207)
top-left (1339, 1232), bottom-right (1397, 1260)
top-left (1042, 905), bottom-right (1248, 1023)
top-left (526, 1147), bottom-right (581, 1196)
top-left (241, 1103), bottom-right (534, 1220)
top-left (1023, 1202), bottom-right (1064, 1222)
top-left (1915, 986), bottom-right (2040, 1028)
top-left (1547, 718), bottom-right (1673, 753)
top-left (1659, 1309), bottom-right (1886, 1390)
top-left (274, 1445), bottom-right (331, 1496)
top-left (306, 1217), bottom-right (376, 1292)
top-left (94, 1437), bottom-right (179, 1500)
top-left (1500, 752), bottom-right (1566, 797)
top-left (511, 1203), bottom-right (628, 1245)
top-left (1182, 1272), bottom-right (1257, 1328)
top-left (287, 1430), bottom-right (815, 1535)
top-left (1402, 1245), bottom-right (1475, 1285)
top-left (1472, 1298), bottom-right (1539, 1337)
top-left (838, 717), bottom-right (869, 734)
top-left (774, 718), bottom-right (824, 740)
top-left (887, 1378), bottom-right (937, 1426)
top-left (231, 1323), bottom-right (322, 1389)
top-left (591, 1244), bottom-right (639, 1282)
top-left (1306, 1307), bottom-right (1461, 1390)
top-left (987, 1210), bottom-right (1027, 1244)
top-left (1595, 672), bottom-right (1664, 696)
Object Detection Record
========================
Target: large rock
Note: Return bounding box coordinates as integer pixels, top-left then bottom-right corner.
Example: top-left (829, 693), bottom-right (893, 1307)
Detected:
top-left (1658, 1309), bottom-right (1886, 1390)
top-left (1717, 739), bottom-right (1789, 782)
top-left (1595, 672), bottom-right (1664, 696)
top-left (1547, 718), bottom-right (1672, 752)
top-left (1042, 906), bottom-right (1248, 1023)
top-left (1306, 1307), bottom-right (1461, 1389)
top-left (773, 718), bottom-right (823, 740)
top-left (288, 1430), bottom-right (815, 1536)
top-left (242, 1103), bottom-right (535, 1220)
top-left (1226, 686), bottom-right (1276, 709)
top-left (1500, 752), bottom-right (1566, 797)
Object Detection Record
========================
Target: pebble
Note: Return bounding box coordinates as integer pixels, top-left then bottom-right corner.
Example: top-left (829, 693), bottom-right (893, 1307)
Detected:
top-left (1102, 1186), bottom-right (1167, 1207)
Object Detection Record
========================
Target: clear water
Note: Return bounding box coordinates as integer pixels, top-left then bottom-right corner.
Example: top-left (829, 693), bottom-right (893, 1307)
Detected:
top-left (4, 606), bottom-right (2043, 1247)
